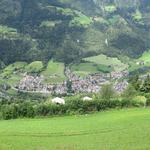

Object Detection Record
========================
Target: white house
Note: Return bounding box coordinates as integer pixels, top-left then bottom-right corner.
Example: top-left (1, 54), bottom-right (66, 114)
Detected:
top-left (52, 97), bottom-right (65, 105)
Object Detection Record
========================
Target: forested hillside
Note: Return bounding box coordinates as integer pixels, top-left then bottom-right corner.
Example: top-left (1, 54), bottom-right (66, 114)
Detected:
top-left (0, 0), bottom-right (150, 66)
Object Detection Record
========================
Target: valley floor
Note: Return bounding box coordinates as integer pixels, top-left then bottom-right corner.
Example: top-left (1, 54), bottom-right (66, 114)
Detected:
top-left (0, 108), bottom-right (150, 150)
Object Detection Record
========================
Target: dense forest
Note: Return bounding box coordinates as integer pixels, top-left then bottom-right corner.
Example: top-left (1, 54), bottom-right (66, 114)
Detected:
top-left (0, 0), bottom-right (150, 66)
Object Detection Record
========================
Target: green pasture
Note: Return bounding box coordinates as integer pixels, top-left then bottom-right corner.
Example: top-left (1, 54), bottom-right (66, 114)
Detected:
top-left (25, 61), bottom-right (44, 73)
top-left (0, 60), bottom-right (66, 86)
top-left (0, 62), bottom-right (27, 86)
top-left (139, 51), bottom-right (150, 62)
top-left (71, 62), bottom-right (112, 77)
top-left (84, 54), bottom-right (128, 71)
top-left (129, 51), bottom-right (150, 73)
top-left (0, 108), bottom-right (150, 150)
top-left (41, 60), bottom-right (66, 84)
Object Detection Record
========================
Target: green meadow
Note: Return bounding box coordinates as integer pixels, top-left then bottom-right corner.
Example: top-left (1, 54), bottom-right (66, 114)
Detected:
top-left (0, 60), bottom-right (66, 86)
top-left (71, 62), bottom-right (112, 77)
top-left (139, 51), bottom-right (150, 62)
top-left (0, 108), bottom-right (150, 150)
top-left (25, 61), bottom-right (44, 73)
top-left (129, 51), bottom-right (150, 73)
top-left (84, 54), bottom-right (128, 72)
top-left (41, 60), bottom-right (66, 84)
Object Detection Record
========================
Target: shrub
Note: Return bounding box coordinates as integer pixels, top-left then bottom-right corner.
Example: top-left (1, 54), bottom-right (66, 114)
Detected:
top-left (2, 104), bottom-right (18, 120)
top-left (121, 99), bottom-right (136, 108)
top-left (18, 102), bottom-right (35, 118)
top-left (96, 100), bottom-right (121, 111)
top-left (120, 98), bottom-right (145, 108)
top-left (134, 96), bottom-right (147, 107)
top-left (36, 104), bottom-right (51, 116)
top-left (144, 93), bottom-right (150, 106)
top-left (100, 84), bottom-right (115, 100)
top-left (35, 103), bottom-right (67, 116)
top-left (122, 84), bottom-right (137, 99)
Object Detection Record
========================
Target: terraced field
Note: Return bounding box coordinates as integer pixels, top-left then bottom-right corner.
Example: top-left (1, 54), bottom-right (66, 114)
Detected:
top-left (0, 108), bottom-right (150, 150)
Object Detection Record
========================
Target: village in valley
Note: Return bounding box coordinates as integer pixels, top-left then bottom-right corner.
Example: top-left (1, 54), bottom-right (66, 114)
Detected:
top-left (16, 67), bottom-right (129, 95)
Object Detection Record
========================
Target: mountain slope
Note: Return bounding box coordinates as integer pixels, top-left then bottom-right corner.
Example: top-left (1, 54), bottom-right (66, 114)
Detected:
top-left (0, 0), bottom-right (149, 66)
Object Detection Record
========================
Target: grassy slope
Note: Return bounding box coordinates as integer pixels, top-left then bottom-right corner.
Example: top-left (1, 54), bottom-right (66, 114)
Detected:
top-left (41, 60), bottom-right (66, 84)
top-left (71, 54), bottom-right (128, 77)
top-left (129, 51), bottom-right (150, 73)
top-left (84, 54), bottom-right (128, 71)
top-left (0, 60), bottom-right (66, 87)
top-left (0, 108), bottom-right (150, 150)
top-left (139, 51), bottom-right (150, 62)
top-left (25, 61), bottom-right (44, 73)
top-left (71, 62), bottom-right (112, 77)
top-left (0, 62), bottom-right (27, 86)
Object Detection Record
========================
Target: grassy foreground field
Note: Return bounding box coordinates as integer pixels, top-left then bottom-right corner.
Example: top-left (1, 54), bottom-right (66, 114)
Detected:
top-left (0, 108), bottom-right (150, 150)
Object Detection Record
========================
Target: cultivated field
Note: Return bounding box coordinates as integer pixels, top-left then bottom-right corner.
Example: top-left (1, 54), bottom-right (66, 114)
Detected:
top-left (0, 108), bottom-right (150, 150)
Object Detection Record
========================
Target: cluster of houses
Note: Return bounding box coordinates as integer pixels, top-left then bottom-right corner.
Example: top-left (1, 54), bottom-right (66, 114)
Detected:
top-left (16, 75), bottom-right (67, 94)
top-left (17, 75), bottom-right (44, 92)
top-left (65, 67), bottom-right (109, 93)
top-left (16, 67), bottom-right (129, 95)
top-left (114, 80), bottom-right (129, 93)
top-left (65, 67), bottom-right (128, 93)
top-left (110, 71), bottom-right (128, 80)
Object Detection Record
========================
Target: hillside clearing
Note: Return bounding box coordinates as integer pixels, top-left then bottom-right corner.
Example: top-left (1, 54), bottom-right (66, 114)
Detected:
top-left (84, 54), bottom-right (128, 71)
top-left (71, 62), bottom-right (113, 77)
top-left (139, 51), bottom-right (150, 62)
top-left (41, 60), bottom-right (66, 84)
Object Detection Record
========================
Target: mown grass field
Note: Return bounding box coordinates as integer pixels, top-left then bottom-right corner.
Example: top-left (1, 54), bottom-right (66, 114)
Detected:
top-left (0, 108), bottom-right (150, 150)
